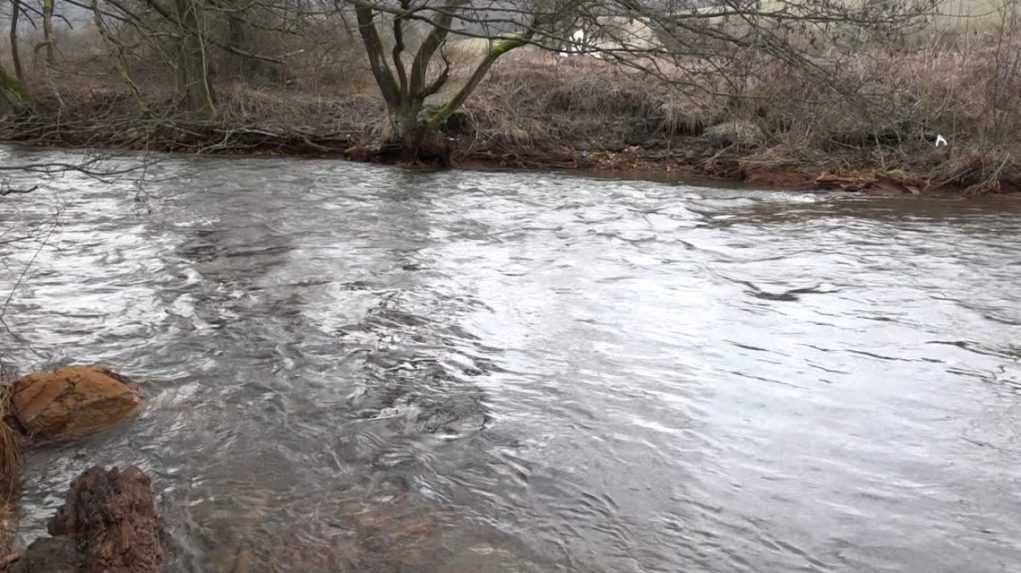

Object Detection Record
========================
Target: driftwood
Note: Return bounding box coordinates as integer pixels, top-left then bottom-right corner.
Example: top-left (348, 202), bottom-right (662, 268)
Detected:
top-left (8, 466), bottom-right (162, 573)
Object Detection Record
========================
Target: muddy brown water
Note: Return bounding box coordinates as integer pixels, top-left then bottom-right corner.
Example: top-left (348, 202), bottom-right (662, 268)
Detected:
top-left (2, 148), bottom-right (1021, 572)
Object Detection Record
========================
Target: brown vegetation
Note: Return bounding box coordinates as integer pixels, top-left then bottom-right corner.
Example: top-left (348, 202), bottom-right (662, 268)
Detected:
top-left (0, 388), bottom-right (18, 503)
top-left (0, 385), bottom-right (19, 564)
top-left (0, 1), bottom-right (1018, 193)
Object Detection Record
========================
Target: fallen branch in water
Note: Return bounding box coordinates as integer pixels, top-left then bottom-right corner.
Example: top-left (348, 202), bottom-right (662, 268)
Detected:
top-left (0, 157), bottom-right (159, 182)
top-left (0, 185), bottom-right (37, 197)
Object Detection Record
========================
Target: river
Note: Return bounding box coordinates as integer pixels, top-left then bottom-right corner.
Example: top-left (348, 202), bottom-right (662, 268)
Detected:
top-left (2, 149), bottom-right (1021, 572)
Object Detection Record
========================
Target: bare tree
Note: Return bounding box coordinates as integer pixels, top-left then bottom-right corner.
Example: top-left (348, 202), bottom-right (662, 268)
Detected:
top-left (0, 0), bottom-right (936, 160)
top-left (174, 0), bottom-right (217, 114)
top-left (350, 0), bottom-right (572, 161)
top-left (8, 0), bottom-right (24, 84)
top-left (41, 0), bottom-right (56, 66)
top-left (88, 0), bottom-right (293, 116)
top-left (343, 0), bottom-right (932, 162)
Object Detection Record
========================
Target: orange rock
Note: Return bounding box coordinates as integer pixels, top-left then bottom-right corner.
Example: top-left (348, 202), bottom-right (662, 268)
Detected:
top-left (11, 366), bottom-right (142, 440)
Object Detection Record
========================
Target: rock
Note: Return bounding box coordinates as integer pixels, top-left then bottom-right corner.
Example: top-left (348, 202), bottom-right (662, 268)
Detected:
top-left (8, 466), bottom-right (163, 573)
top-left (704, 120), bottom-right (766, 147)
top-left (10, 366), bottom-right (142, 440)
top-left (7, 538), bottom-right (77, 573)
top-left (51, 466), bottom-right (163, 572)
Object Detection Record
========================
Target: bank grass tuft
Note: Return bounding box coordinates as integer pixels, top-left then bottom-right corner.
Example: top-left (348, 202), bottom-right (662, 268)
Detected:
top-left (0, 385), bottom-right (19, 503)
top-left (0, 383), bottom-right (19, 558)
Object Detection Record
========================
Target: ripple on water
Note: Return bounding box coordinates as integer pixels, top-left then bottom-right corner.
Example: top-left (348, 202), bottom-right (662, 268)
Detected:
top-left (3, 153), bottom-right (1021, 572)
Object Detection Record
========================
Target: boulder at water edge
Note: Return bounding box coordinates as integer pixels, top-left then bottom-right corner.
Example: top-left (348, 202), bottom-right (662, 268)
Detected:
top-left (10, 366), bottom-right (142, 440)
top-left (9, 465), bottom-right (163, 573)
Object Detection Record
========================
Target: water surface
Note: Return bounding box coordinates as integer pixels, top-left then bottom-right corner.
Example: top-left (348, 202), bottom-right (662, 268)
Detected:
top-left (2, 149), bottom-right (1021, 572)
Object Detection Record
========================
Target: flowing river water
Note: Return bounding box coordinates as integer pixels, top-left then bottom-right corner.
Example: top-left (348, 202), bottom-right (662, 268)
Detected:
top-left (2, 148), bottom-right (1021, 572)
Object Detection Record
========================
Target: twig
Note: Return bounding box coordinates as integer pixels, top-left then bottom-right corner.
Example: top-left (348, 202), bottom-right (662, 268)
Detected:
top-left (0, 186), bottom-right (38, 197)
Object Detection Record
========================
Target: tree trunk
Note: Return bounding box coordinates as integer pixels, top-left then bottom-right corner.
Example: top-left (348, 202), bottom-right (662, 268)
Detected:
top-left (353, 2), bottom-right (529, 165)
top-left (392, 102), bottom-right (422, 156)
top-left (226, 11), bottom-right (257, 79)
top-left (92, 0), bottom-right (148, 113)
top-left (174, 0), bottom-right (215, 115)
top-left (42, 0), bottom-right (55, 66)
top-left (9, 0), bottom-right (24, 83)
top-left (386, 101), bottom-right (450, 165)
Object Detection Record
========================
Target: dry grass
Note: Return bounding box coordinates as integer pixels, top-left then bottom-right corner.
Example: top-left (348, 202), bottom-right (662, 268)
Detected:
top-left (0, 384), bottom-right (19, 558)
top-left (0, 386), bottom-right (19, 504)
top-left (460, 56), bottom-right (715, 154)
top-left (737, 25), bottom-right (1021, 191)
top-left (1, 14), bottom-right (1019, 190)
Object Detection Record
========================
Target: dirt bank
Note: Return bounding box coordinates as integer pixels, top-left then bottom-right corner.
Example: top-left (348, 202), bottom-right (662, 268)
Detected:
top-left (0, 91), bottom-right (1017, 195)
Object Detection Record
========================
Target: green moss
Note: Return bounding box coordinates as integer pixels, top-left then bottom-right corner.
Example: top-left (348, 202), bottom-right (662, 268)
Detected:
top-left (0, 67), bottom-right (30, 109)
top-left (423, 34), bottom-right (528, 129)
top-left (489, 35), bottom-right (527, 57)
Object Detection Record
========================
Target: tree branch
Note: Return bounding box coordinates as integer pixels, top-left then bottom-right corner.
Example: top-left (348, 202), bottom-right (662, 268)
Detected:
top-left (354, 2), bottom-right (401, 107)
top-left (409, 0), bottom-right (468, 98)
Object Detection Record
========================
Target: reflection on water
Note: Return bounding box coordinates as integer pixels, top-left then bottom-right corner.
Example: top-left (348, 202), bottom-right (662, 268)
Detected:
top-left (3, 150), bottom-right (1021, 572)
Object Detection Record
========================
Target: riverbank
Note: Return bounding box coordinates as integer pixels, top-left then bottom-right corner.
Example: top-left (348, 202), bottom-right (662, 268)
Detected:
top-left (2, 49), bottom-right (1019, 195)
top-left (2, 104), bottom-right (1013, 195)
